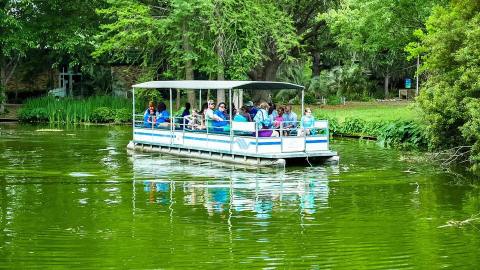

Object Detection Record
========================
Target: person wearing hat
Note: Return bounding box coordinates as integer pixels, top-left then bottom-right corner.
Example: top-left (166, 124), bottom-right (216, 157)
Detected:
top-left (245, 101), bottom-right (258, 120)
top-left (205, 100), bottom-right (229, 132)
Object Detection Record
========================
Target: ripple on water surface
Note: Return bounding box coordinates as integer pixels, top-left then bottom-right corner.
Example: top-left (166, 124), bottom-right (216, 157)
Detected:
top-left (0, 124), bottom-right (479, 269)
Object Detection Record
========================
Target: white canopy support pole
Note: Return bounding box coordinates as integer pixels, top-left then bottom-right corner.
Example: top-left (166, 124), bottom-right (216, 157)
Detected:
top-left (239, 89), bottom-right (243, 108)
top-left (301, 89), bottom-right (304, 116)
top-left (199, 89), bottom-right (202, 111)
top-left (132, 88), bottom-right (135, 134)
top-left (233, 89), bottom-right (238, 111)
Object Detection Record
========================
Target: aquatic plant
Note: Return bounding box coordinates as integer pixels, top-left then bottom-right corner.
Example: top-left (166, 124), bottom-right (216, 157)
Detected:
top-left (19, 96), bottom-right (131, 124)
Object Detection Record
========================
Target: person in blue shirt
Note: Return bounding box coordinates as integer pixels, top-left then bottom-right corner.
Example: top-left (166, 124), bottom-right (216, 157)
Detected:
top-left (233, 106), bottom-right (251, 122)
top-left (253, 102), bottom-right (278, 137)
top-left (282, 105), bottom-right (298, 135)
top-left (212, 102), bottom-right (230, 132)
top-left (245, 101), bottom-right (258, 120)
top-left (156, 102), bottom-right (170, 128)
top-left (298, 107), bottom-right (316, 136)
top-left (143, 101), bottom-right (156, 128)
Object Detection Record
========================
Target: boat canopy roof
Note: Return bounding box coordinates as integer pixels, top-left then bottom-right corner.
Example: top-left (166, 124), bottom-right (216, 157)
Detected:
top-left (132, 80), bottom-right (304, 90)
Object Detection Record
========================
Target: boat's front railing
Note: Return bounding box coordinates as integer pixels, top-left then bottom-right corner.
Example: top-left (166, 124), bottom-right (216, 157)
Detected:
top-left (136, 115), bottom-right (328, 137)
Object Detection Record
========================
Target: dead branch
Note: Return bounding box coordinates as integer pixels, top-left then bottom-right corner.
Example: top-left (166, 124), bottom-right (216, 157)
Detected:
top-left (427, 146), bottom-right (472, 167)
top-left (438, 213), bottom-right (480, 229)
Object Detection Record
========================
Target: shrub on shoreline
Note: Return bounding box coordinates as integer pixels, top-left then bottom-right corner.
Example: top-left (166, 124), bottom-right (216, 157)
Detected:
top-left (19, 96), bottom-right (131, 124)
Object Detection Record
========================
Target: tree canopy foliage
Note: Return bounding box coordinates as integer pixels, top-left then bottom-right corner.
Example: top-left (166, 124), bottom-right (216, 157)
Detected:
top-left (413, 0), bottom-right (480, 170)
top-left (1, 0), bottom-right (477, 115)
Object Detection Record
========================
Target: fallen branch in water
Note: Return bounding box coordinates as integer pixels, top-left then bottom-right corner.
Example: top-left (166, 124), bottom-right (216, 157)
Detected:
top-left (438, 213), bottom-right (480, 229)
top-left (428, 146), bottom-right (472, 167)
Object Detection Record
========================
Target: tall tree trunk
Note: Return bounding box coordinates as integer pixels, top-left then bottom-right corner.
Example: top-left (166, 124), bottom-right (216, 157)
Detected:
top-left (176, 89), bottom-right (181, 110)
top-left (0, 55), bottom-right (19, 113)
top-left (384, 74), bottom-right (390, 99)
top-left (415, 55), bottom-right (420, 96)
top-left (0, 56), bottom-right (7, 113)
top-left (312, 52), bottom-right (321, 77)
top-left (248, 57), bottom-right (282, 103)
top-left (215, 3), bottom-right (225, 104)
top-left (216, 43), bottom-right (225, 104)
top-left (182, 22), bottom-right (196, 109)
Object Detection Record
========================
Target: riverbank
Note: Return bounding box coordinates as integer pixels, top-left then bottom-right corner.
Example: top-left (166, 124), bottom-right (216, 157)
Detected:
top-left (17, 97), bottom-right (428, 149)
top-left (0, 104), bottom-right (22, 122)
top-left (311, 101), bottom-right (428, 149)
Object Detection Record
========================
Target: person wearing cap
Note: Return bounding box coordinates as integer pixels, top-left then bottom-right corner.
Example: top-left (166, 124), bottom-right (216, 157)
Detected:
top-left (245, 101), bottom-right (258, 120)
top-left (205, 100), bottom-right (227, 131)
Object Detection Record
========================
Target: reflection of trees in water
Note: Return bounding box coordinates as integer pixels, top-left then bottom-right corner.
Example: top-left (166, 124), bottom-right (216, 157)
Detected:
top-left (132, 154), bottom-right (332, 219)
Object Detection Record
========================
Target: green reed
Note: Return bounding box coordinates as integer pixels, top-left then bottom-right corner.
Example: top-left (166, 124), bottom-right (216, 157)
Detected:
top-left (19, 96), bottom-right (131, 123)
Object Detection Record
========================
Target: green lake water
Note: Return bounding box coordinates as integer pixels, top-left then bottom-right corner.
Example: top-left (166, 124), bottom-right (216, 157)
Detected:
top-left (1, 124), bottom-right (479, 269)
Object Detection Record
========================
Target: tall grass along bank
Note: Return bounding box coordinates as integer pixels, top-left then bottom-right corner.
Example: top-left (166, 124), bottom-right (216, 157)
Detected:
top-left (19, 96), bottom-right (131, 124)
top-left (314, 102), bottom-right (428, 149)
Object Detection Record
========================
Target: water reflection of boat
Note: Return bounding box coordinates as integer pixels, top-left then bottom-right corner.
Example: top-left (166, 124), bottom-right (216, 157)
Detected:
top-left (131, 154), bottom-right (332, 218)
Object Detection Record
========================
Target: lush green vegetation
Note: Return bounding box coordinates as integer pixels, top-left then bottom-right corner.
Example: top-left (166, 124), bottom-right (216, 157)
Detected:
top-left (18, 96), bottom-right (131, 123)
top-left (1, 0), bottom-right (446, 110)
top-left (409, 0), bottom-right (480, 171)
top-left (310, 102), bottom-right (428, 149)
top-left (313, 102), bottom-right (418, 123)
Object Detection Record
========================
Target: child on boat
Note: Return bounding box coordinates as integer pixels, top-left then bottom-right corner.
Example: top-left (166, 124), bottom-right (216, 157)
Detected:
top-left (298, 107), bottom-right (316, 136)
top-left (184, 109), bottom-right (203, 130)
top-left (143, 101), bottom-right (156, 128)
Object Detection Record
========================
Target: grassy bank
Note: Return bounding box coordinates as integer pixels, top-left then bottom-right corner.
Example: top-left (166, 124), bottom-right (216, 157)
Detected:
top-left (19, 96), bottom-right (131, 124)
top-left (309, 101), bottom-right (428, 149)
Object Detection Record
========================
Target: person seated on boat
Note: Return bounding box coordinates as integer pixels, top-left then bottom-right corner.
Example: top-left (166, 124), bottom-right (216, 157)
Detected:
top-left (273, 106), bottom-right (285, 134)
top-left (205, 100), bottom-right (226, 131)
top-left (282, 105), bottom-right (298, 135)
top-left (211, 102), bottom-right (230, 132)
top-left (268, 102), bottom-right (278, 120)
top-left (143, 105), bottom-right (157, 128)
top-left (156, 102), bottom-right (170, 128)
top-left (143, 101), bottom-right (156, 118)
top-left (254, 102), bottom-right (278, 137)
top-left (298, 107), bottom-right (316, 136)
top-left (245, 101), bottom-right (258, 120)
top-left (233, 106), bottom-right (252, 122)
top-left (181, 102), bottom-right (191, 117)
top-left (184, 109), bottom-right (203, 130)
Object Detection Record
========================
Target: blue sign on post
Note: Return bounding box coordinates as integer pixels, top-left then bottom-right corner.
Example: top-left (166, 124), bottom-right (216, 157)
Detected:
top-left (405, 78), bottom-right (412, 89)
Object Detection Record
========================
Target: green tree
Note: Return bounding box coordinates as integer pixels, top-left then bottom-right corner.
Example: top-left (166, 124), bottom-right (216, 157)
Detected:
top-left (0, 1), bottom-right (35, 113)
top-left (325, 0), bottom-right (442, 98)
top-left (1, 0), bottom-right (105, 111)
top-left (415, 0), bottom-right (480, 170)
top-left (94, 0), bottom-right (299, 104)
